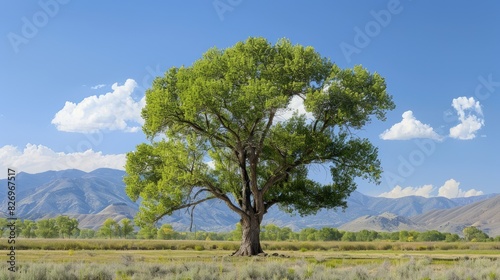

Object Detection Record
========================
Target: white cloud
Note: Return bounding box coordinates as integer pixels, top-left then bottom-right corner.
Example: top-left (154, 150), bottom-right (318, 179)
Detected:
top-left (379, 179), bottom-right (484, 199)
top-left (91, 84), bottom-right (106, 90)
top-left (437, 179), bottom-right (483, 198)
top-left (52, 79), bottom-right (145, 133)
top-left (449, 97), bottom-right (484, 140)
top-left (276, 95), bottom-right (314, 121)
top-left (0, 144), bottom-right (125, 179)
top-left (380, 111), bottom-right (442, 140)
top-left (379, 184), bottom-right (434, 198)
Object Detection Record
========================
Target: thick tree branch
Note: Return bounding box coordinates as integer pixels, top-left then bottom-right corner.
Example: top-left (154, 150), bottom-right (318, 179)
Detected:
top-left (256, 108), bottom-right (276, 157)
top-left (202, 179), bottom-right (248, 219)
top-left (261, 145), bottom-right (322, 195)
top-left (237, 149), bottom-right (254, 215)
top-left (214, 112), bottom-right (241, 143)
top-left (153, 196), bottom-right (216, 223)
top-left (175, 117), bottom-right (236, 150)
top-left (261, 171), bottom-right (288, 194)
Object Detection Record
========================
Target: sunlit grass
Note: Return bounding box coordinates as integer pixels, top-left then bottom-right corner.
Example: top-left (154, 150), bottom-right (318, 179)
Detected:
top-left (1, 239), bottom-right (499, 279)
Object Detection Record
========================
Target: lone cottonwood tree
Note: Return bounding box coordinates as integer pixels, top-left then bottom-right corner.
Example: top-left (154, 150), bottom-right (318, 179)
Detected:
top-left (125, 37), bottom-right (395, 256)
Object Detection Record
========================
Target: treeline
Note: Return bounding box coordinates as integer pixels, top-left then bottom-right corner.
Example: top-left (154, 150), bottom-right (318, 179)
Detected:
top-left (0, 217), bottom-right (133, 239)
top-left (1, 216), bottom-right (497, 242)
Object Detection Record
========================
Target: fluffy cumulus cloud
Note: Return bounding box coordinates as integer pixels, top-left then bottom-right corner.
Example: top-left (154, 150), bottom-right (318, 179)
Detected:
top-left (0, 144), bottom-right (126, 178)
top-left (52, 79), bottom-right (145, 133)
top-left (379, 111), bottom-right (442, 140)
top-left (437, 179), bottom-right (484, 198)
top-left (378, 184), bottom-right (434, 198)
top-left (449, 97), bottom-right (484, 140)
top-left (379, 179), bottom-right (483, 199)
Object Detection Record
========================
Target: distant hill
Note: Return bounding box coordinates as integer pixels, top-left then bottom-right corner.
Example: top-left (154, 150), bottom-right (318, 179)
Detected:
top-left (339, 212), bottom-right (421, 232)
top-left (72, 202), bottom-right (138, 230)
top-left (0, 168), bottom-right (496, 232)
top-left (259, 191), bottom-right (495, 231)
top-left (411, 194), bottom-right (500, 237)
top-left (0, 169), bottom-right (137, 228)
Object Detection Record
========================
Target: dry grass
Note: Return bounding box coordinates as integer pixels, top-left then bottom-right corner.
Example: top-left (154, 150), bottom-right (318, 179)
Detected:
top-left (0, 251), bottom-right (499, 279)
top-left (1, 239), bottom-right (499, 279)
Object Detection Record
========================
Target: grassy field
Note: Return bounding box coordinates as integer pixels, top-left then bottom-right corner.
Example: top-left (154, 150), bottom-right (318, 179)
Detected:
top-left (3, 238), bottom-right (500, 251)
top-left (1, 239), bottom-right (499, 279)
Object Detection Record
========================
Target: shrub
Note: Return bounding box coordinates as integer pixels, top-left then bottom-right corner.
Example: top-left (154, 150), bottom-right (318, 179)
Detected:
top-left (194, 245), bottom-right (204, 251)
top-left (380, 244), bottom-right (393, 250)
top-left (339, 244), bottom-right (356, 251)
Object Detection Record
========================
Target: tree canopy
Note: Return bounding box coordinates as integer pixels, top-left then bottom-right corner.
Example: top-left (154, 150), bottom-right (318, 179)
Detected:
top-left (124, 37), bottom-right (395, 255)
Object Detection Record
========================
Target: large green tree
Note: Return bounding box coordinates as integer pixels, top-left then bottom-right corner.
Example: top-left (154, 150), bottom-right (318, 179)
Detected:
top-left (21, 220), bottom-right (37, 238)
top-left (98, 218), bottom-right (119, 239)
top-left (125, 37), bottom-right (394, 256)
top-left (55, 216), bottom-right (79, 238)
top-left (120, 218), bottom-right (135, 239)
top-left (463, 226), bottom-right (489, 242)
top-left (35, 219), bottom-right (58, 238)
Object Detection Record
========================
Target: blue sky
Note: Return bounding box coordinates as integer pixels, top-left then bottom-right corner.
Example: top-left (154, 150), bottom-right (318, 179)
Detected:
top-left (1, 1), bottom-right (499, 198)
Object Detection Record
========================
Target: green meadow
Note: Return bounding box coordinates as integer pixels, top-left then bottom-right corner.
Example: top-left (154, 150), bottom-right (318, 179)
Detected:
top-left (1, 239), bottom-right (499, 279)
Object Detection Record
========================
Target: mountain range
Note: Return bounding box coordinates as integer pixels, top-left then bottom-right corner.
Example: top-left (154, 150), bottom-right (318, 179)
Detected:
top-left (1, 169), bottom-right (497, 235)
top-left (0, 169), bottom-right (138, 230)
top-left (339, 212), bottom-right (419, 232)
top-left (411, 195), bottom-right (500, 236)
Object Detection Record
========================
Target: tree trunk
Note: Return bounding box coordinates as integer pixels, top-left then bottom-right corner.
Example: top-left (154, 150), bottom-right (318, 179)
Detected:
top-left (232, 215), bottom-right (263, 256)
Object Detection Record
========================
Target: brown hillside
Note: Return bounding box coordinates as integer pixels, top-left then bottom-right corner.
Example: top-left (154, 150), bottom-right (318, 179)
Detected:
top-left (411, 194), bottom-right (500, 236)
